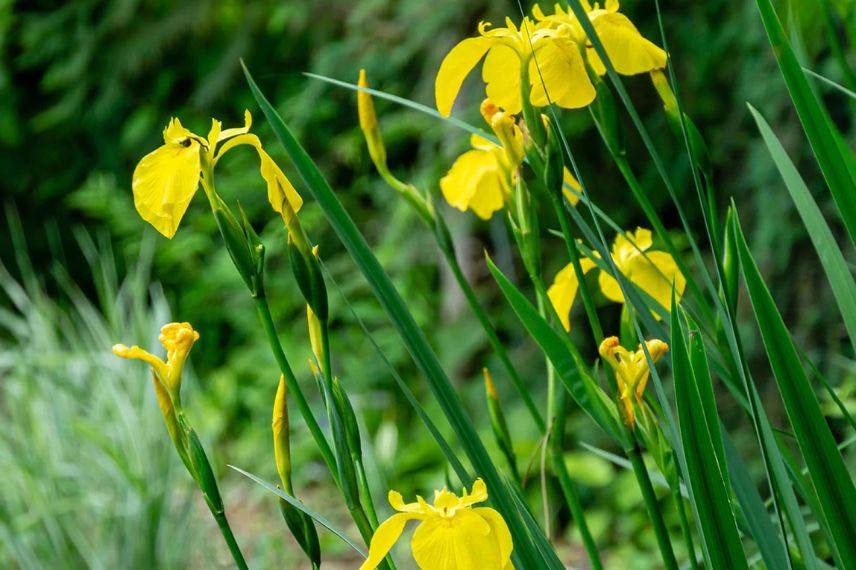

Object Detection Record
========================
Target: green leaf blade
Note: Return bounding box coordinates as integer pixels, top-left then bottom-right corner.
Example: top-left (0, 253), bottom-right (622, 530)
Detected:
top-left (735, 217), bottom-right (856, 568)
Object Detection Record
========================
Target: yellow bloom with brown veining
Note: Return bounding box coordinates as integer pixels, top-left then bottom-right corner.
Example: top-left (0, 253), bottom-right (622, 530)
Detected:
top-left (361, 479), bottom-right (513, 570)
top-left (132, 111), bottom-right (302, 238)
top-left (599, 336), bottom-right (669, 427)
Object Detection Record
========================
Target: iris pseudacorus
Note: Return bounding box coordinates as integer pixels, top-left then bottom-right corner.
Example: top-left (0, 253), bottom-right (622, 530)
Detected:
top-left (360, 478), bottom-right (513, 570)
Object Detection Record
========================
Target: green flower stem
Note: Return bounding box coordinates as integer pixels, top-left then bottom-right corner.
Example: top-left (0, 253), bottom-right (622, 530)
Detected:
top-left (434, 215), bottom-right (546, 433)
top-left (211, 507), bottom-right (249, 570)
top-left (254, 296), bottom-right (339, 485)
top-left (512, 195), bottom-right (603, 569)
top-left (625, 431), bottom-right (679, 570)
top-left (550, 387), bottom-right (604, 570)
top-left (548, 192), bottom-right (603, 343)
top-left (672, 483), bottom-right (701, 570)
top-left (176, 413), bottom-right (248, 570)
top-left (354, 455), bottom-right (380, 527)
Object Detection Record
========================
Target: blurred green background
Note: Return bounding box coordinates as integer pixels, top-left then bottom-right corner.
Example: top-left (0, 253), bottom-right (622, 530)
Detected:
top-left (1, 0), bottom-right (855, 568)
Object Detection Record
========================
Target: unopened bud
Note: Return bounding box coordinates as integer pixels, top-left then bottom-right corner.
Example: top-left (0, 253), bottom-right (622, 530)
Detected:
top-left (358, 69), bottom-right (388, 170)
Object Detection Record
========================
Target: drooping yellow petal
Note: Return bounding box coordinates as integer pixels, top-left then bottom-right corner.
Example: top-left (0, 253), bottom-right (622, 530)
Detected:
top-left (436, 37), bottom-right (493, 117)
top-left (548, 257), bottom-right (597, 331)
top-left (529, 37), bottom-right (596, 109)
top-left (473, 507), bottom-right (514, 568)
top-left (360, 512), bottom-right (420, 570)
top-left (482, 45), bottom-right (523, 115)
top-left (562, 167), bottom-right (581, 206)
top-left (131, 142), bottom-right (202, 238)
top-left (586, 12), bottom-right (667, 76)
top-left (411, 509), bottom-right (497, 570)
top-left (439, 149), bottom-right (507, 220)
top-left (599, 250), bottom-right (685, 311)
top-left (213, 133), bottom-right (303, 220)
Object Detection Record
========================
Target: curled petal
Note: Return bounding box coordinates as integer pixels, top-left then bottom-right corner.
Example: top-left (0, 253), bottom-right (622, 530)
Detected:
top-left (587, 12), bottom-right (667, 76)
top-left (218, 110), bottom-right (253, 142)
top-left (474, 507), bottom-right (514, 568)
top-left (459, 478), bottom-right (488, 507)
top-left (612, 227), bottom-right (653, 261)
top-left (440, 149), bottom-right (507, 220)
top-left (112, 343), bottom-right (169, 380)
top-left (529, 38), bottom-right (596, 109)
top-left (436, 37), bottom-right (493, 117)
top-left (548, 257), bottom-right (597, 331)
top-left (359, 512), bottom-right (420, 570)
top-left (132, 142), bottom-right (202, 238)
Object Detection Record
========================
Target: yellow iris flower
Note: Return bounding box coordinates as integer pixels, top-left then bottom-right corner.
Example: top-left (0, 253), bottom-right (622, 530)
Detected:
top-left (360, 479), bottom-right (513, 570)
top-left (533, 1), bottom-right (667, 77)
top-left (112, 322), bottom-right (199, 403)
top-left (548, 228), bottom-right (685, 330)
top-left (440, 100), bottom-right (581, 219)
top-left (435, 16), bottom-right (595, 117)
top-left (599, 336), bottom-right (668, 427)
top-left (132, 111), bottom-right (302, 238)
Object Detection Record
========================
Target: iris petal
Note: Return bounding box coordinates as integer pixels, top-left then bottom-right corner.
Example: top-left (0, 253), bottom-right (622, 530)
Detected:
top-left (440, 149), bottom-right (506, 220)
top-left (132, 142), bottom-right (201, 238)
top-left (412, 510), bottom-right (496, 570)
top-left (359, 513), bottom-right (420, 570)
top-left (548, 257), bottom-right (597, 331)
top-left (483, 45), bottom-right (522, 114)
top-left (529, 38), bottom-right (596, 109)
top-left (587, 12), bottom-right (667, 76)
top-left (435, 37), bottom-right (493, 117)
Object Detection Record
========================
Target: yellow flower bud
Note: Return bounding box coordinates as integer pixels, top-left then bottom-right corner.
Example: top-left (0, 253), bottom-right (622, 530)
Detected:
top-left (272, 375), bottom-right (293, 490)
top-left (357, 69), bottom-right (388, 170)
top-left (306, 305), bottom-right (323, 367)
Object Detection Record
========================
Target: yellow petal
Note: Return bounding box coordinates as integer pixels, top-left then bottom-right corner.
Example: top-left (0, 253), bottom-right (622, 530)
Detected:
top-left (470, 133), bottom-right (499, 151)
top-left (529, 37), bottom-right (596, 109)
top-left (389, 490), bottom-right (426, 514)
top-left (548, 257), bottom-right (597, 331)
top-left (360, 512), bottom-right (419, 570)
top-left (217, 110), bottom-right (253, 142)
top-left (436, 37), bottom-right (493, 117)
top-left (586, 12), bottom-right (667, 76)
top-left (131, 142), bottom-right (201, 238)
top-left (459, 478), bottom-right (488, 507)
top-left (612, 227), bottom-right (653, 260)
top-left (562, 167), bottom-right (581, 206)
top-left (627, 251), bottom-right (685, 312)
top-left (412, 510), bottom-right (496, 570)
top-left (599, 250), bottom-right (685, 311)
top-left (439, 149), bottom-right (506, 220)
top-left (473, 508), bottom-right (514, 568)
top-left (259, 148), bottom-right (303, 220)
top-left (482, 45), bottom-right (522, 115)
top-left (214, 133), bottom-right (304, 219)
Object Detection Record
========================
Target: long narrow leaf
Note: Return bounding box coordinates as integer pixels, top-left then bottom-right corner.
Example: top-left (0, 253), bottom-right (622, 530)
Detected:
top-left (749, 105), bottom-right (856, 356)
top-left (753, 0), bottom-right (856, 247)
top-left (230, 465), bottom-right (367, 557)
top-left (672, 307), bottom-right (747, 569)
top-left (242, 63), bottom-right (558, 570)
top-left (485, 255), bottom-right (623, 443)
top-left (735, 217), bottom-right (856, 568)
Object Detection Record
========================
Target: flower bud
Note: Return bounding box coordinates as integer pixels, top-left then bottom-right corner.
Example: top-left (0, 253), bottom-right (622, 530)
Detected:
top-left (358, 69), bottom-right (388, 171)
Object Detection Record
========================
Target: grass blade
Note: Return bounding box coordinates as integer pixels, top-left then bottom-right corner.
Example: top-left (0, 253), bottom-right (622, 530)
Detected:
top-left (753, 0), bottom-right (856, 248)
top-left (734, 216), bottom-right (856, 568)
top-left (242, 62), bottom-right (558, 570)
top-left (229, 465), bottom-right (367, 557)
top-left (749, 105), bottom-right (856, 356)
top-left (672, 306), bottom-right (747, 569)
